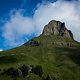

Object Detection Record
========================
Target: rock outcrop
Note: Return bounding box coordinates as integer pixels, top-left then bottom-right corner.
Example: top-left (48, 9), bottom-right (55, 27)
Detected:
top-left (42, 20), bottom-right (73, 39)
top-left (24, 39), bottom-right (41, 46)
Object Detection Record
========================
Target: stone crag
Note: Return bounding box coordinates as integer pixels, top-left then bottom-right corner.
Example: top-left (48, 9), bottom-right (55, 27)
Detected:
top-left (41, 20), bottom-right (73, 39)
top-left (24, 39), bottom-right (41, 46)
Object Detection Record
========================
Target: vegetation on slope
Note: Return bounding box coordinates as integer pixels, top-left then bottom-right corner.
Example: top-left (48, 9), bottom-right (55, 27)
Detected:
top-left (0, 35), bottom-right (80, 80)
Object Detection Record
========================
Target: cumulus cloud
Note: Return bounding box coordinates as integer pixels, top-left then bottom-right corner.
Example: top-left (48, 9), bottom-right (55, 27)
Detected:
top-left (2, 10), bottom-right (36, 48)
top-left (2, 0), bottom-right (80, 49)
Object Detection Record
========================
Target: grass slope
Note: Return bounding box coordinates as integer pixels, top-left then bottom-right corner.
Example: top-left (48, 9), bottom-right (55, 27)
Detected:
top-left (0, 35), bottom-right (80, 80)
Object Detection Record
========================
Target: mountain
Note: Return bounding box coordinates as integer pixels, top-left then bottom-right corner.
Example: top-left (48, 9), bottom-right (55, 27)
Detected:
top-left (24, 20), bottom-right (75, 47)
top-left (0, 20), bottom-right (80, 80)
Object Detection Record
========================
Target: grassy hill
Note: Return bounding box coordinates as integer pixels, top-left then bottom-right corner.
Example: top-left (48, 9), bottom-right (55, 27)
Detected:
top-left (0, 35), bottom-right (80, 80)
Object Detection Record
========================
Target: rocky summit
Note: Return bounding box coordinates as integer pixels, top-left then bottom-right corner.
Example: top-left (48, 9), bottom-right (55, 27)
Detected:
top-left (25, 20), bottom-right (75, 47)
top-left (42, 20), bottom-right (73, 39)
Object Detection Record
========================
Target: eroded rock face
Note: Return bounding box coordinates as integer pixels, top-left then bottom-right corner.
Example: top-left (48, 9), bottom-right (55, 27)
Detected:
top-left (24, 39), bottom-right (41, 46)
top-left (42, 20), bottom-right (73, 39)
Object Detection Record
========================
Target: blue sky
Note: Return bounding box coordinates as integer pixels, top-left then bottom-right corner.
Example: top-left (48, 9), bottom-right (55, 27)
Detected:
top-left (0, 0), bottom-right (80, 51)
top-left (0, 0), bottom-right (56, 17)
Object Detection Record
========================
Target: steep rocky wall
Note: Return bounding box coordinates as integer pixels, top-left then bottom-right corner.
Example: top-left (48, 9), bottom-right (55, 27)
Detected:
top-left (42, 20), bottom-right (73, 39)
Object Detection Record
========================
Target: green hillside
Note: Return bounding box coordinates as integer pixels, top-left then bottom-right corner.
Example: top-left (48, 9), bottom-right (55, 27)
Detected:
top-left (0, 35), bottom-right (80, 80)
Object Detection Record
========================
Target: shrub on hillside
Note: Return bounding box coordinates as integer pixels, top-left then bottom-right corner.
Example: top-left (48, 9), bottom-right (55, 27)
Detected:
top-left (20, 64), bottom-right (29, 77)
top-left (33, 65), bottom-right (43, 77)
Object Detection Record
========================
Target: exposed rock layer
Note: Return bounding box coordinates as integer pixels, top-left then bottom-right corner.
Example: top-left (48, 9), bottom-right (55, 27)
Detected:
top-left (24, 39), bottom-right (41, 46)
top-left (42, 20), bottom-right (73, 39)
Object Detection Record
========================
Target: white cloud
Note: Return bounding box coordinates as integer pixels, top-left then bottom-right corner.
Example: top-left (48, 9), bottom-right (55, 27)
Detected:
top-left (2, 10), bottom-right (36, 47)
top-left (2, 0), bottom-right (80, 49)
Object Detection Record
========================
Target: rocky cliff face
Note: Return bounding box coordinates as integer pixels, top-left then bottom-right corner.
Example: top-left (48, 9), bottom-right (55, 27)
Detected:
top-left (42, 20), bottom-right (73, 39)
